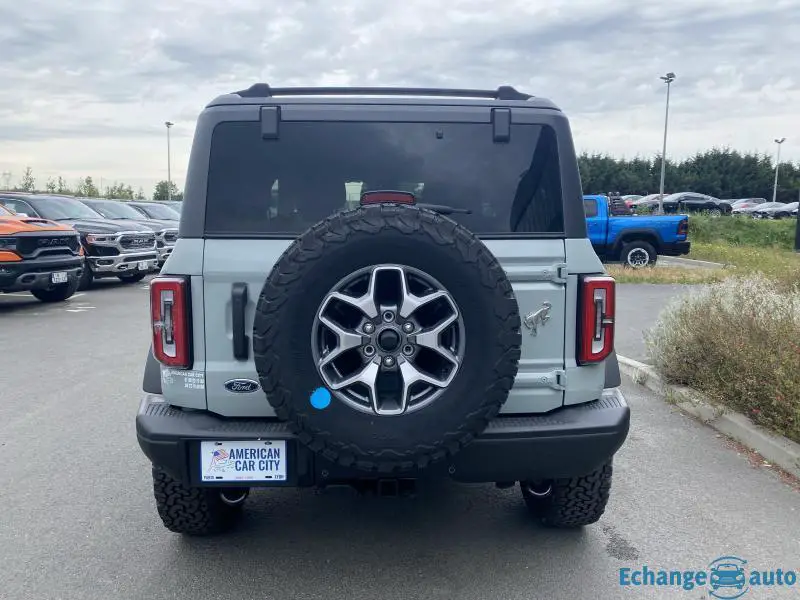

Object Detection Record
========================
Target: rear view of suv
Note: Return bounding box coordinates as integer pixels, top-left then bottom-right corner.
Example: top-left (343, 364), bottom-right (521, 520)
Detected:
top-left (136, 84), bottom-right (629, 535)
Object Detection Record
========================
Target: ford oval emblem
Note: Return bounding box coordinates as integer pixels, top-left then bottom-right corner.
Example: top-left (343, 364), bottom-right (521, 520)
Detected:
top-left (224, 379), bottom-right (260, 393)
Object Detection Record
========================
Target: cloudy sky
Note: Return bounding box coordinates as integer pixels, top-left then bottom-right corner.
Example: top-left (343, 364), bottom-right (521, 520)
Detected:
top-left (1, 0), bottom-right (798, 197)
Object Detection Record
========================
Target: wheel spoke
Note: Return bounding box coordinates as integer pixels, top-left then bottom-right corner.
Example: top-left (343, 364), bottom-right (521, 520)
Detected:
top-left (327, 291), bottom-right (378, 319)
top-left (399, 290), bottom-right (448, 319)
top-left (328, 360), bottom-right (380, 405)
top-left (318, 315), bottom-right (363, 367)
top-left (398, 358), bottom-right (449, 413)
top-left (413, 313), bottom-right (460, 366)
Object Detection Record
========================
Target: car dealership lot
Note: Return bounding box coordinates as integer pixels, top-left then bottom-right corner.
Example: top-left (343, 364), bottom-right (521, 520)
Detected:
top-left (1, 281), bottom-right (798, 600)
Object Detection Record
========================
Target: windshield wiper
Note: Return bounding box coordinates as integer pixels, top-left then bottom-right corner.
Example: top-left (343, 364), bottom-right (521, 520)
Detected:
top-left (416, 203), bottom-right (472, 215)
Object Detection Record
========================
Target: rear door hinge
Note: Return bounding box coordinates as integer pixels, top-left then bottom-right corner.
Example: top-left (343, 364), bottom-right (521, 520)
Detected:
top-left (531, 369), bottom-right (566, 391)
top-left (555, 263), bottom-right (569, 284)
top-left (518, 263), bottom-right (568, 284)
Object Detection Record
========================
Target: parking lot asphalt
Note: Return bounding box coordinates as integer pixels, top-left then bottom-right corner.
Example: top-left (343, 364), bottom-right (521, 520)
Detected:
top-left (1, 280), bottom-right (798, 600)
top-left (615, 283), bottom-right (699, 363)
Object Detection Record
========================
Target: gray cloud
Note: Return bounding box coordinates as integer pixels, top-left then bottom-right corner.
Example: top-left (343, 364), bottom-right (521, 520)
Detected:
top-left (0, 0), bottom-right (797, 194)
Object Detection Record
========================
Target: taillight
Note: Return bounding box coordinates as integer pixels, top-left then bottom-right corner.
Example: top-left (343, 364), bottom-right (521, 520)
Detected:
top-left (677, 218), bottom-right (688, 236)
top-left (578, 275), bottom-right (615, 365)
top-left (360, 191), bottom-right (416, 205)
top-left (150, 276), bottom-right (192, 368)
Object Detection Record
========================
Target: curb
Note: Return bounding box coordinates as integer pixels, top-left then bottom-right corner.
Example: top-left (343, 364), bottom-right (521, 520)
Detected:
top-left (658, 256), bottom-right (726, 269)
top-left (617, 355), bottom-right (800, 479)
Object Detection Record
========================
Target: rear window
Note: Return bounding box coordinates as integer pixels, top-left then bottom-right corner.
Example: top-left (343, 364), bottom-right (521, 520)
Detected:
top-left (583, 199), bottom-right (598, 217)
top-left (205, 120), bottom-right (564, 236)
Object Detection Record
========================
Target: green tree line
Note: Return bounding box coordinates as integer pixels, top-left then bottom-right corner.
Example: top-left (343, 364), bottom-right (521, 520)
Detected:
top-left (4, 151), bottom-right (797, 204)
top-left (1, 166), bottom-right (182, 202)
top-left (579, 149), bottom-right (800, 202)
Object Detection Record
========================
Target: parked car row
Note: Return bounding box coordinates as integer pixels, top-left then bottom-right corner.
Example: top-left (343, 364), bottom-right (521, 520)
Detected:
top-left (0, 193), bottom-right (181, 303)
top-left (733, 201), bottom-right (798, 219)
top-left (625, 193), bottom-right (797, 219)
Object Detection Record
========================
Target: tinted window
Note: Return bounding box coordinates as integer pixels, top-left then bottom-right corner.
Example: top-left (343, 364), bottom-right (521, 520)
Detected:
top-left (132, 203), bottom-right (180, 220)
top-left (84, 200), bottom-right (145, 220)
top-left (25, 196), bottom-right (103, 220)
top-left (0, 198), bottom-right (35, 216)
top-left (205, 120), bottom-right (564, 236)
top-left (583, 199), bottom-right (598, 217)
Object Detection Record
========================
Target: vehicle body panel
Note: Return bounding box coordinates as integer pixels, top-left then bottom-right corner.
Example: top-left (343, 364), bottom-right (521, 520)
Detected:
top-left (140, 86), bottom-right (628, 493)
top-left (0, 209), bottom-right (84, 293)
top-left (584, 195), bottom-right (689, 260)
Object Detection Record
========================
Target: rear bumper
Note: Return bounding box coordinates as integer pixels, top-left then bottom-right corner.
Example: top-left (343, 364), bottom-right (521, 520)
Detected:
top-left (136, 388), bottom-right (630, 487)
top-left (661, 241), bottom-right (691, 256)
top-left (0, 255), bottom-right (83, 292)
top-left (88, 251), bottom-right (159, 276)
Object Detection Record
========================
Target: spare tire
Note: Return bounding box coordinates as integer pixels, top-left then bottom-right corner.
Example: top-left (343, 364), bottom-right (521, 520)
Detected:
top-left (252, 204), bottom-right (521, 474)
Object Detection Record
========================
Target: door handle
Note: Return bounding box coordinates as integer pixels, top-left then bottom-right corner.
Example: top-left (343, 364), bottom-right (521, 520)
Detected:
top-left (231, 282), bottom-right (249, 361)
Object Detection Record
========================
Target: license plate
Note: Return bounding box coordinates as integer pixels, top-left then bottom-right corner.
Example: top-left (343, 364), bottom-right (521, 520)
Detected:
top-left (200, 440), bottom-right (287, 482)
top-left (50, 272), bottom-right (68, 284)
top-left (137, 261), bottom-right (149, 271)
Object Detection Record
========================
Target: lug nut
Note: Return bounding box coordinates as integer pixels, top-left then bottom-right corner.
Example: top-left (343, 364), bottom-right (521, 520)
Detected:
top-left (382, 311), bottom-right (395, 322)
top-left (402, 322), bottom-right (414, 333)
top-left (363, 323), bottom-right (375, 334)
top-left (363, 345), bottom-right (376, 357)
top-left (402, 344), bottom-right (414, 356)
top-left (383, 356), bottom-right (395, 367)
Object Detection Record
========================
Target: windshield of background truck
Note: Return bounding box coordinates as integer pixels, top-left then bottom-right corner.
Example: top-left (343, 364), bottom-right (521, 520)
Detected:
top-left (87, 200), bottom-right (146, 220)
top-left (30, 196), bottom-right (104, 220)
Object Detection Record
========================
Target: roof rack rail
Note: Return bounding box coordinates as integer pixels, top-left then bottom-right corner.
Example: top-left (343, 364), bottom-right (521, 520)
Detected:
top-left (233, 84), bottom-right (532, 101)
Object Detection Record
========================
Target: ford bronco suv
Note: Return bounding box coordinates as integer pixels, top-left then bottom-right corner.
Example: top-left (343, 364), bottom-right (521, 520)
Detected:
top-left (136, 84), bottom-right (629, 536)
top-left (0, 203), bottom-right (84, 302)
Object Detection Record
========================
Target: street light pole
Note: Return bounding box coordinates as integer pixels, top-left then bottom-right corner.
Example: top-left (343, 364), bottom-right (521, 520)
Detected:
top-left (165, 121), bottom-right (174, 201)
top-left (772, 137), bottom-right (786, 203)
top-left (658, 72), bottom-right (676, 215)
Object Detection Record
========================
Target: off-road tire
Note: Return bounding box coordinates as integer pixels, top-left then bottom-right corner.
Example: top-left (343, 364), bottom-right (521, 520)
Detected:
top-left (621, 241), bottom-right (657, 268)
top-left (78, 265), bottom-right (93, 290)
top-left (118, 272), bottom-right (147, 283)
top-left (152, 467), bottom-right (245, 535)
top-left (252, 203), bottom-right (521, 475)
top-left (31, 277), bottom-right (80, 303)
top-left (522, 462), bottom-right (613, 528)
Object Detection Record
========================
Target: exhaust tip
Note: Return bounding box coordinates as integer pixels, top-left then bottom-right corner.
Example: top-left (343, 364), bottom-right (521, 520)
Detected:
top-left (522, 481), bottom-right (552, 498)
top-left (219, 488), bottom-right (249, 506)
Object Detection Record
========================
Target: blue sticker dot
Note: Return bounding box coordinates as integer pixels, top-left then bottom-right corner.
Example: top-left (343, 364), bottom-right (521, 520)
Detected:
top-left (310, 387), bottom-right (331, 410)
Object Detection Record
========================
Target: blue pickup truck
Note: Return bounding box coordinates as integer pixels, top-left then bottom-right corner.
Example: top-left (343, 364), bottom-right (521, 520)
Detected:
top-left (584, 194), bottom-right (690, 267)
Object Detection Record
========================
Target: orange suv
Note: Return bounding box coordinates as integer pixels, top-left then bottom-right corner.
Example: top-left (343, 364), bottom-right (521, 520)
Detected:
top-left (0, 204), bottom-right (85, 302)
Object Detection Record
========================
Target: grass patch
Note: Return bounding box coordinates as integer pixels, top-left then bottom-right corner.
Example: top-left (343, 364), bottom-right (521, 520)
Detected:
top-left (690, 214), bottom-right (796, 248)
top-left (608, 242), bottom-right (800, 287)
top-left (645, 275), bottom-right (800, 444)
top-left (607, 264), bottom-right (727, 284)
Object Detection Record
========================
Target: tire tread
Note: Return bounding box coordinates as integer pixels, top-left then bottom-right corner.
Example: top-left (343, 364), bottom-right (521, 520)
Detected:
top-left (252, 204), bottom-right (521, 474)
